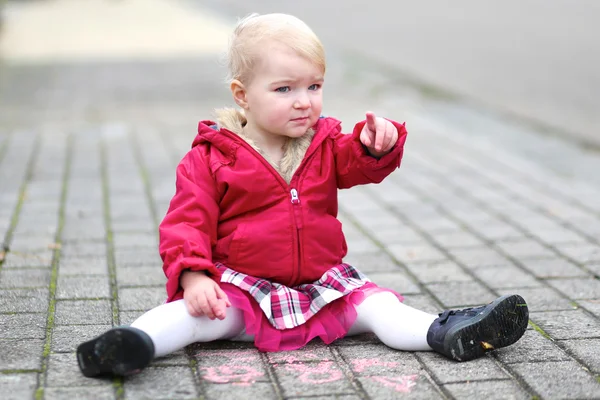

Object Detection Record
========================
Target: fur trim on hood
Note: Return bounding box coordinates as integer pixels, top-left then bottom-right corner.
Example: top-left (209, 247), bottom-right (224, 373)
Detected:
top-left (214, 107), bottom-right (314, 183)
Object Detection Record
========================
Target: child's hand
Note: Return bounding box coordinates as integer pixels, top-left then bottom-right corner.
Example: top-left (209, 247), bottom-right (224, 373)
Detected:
top-left (360, 111), bottom-right (399, 158)
top-left (180, 270), bottom-right (231, 320)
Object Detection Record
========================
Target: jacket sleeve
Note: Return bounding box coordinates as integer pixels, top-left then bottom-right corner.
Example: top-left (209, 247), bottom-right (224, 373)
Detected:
top-left (333, 118), bottom-right (408, 189)
top-left (159, 147), bottom-right (220, 302)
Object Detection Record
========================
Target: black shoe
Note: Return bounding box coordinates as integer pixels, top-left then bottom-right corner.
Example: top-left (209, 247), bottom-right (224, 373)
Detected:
top-left (77, 327), bottom-right (155, 377)
top-left (426, 294), bottom-right (529, 362)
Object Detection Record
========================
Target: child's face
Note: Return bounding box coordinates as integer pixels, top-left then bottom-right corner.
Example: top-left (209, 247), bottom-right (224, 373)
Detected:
top-left (243, 43), bottom-right (324, 140)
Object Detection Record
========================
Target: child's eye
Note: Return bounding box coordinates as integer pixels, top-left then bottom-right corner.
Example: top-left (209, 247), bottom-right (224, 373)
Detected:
top-left (275, 86), bottom-right (291, 93)
top-left (308, 84), bottom-right (321, 91)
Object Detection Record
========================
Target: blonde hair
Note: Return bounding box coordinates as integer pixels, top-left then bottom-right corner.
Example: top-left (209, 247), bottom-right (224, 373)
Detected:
top-left (225, 13), bottom-right (326, 84)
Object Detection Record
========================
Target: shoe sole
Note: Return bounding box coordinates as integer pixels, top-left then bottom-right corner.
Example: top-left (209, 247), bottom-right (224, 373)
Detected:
top-left (77, 327), bottom-right (154, 377)
top-left (443, 294), bottom-right (529, 362)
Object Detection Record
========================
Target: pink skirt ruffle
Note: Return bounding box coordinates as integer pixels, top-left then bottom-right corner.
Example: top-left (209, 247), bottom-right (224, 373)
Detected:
top-left (221, 282), bottom-right (404, 352)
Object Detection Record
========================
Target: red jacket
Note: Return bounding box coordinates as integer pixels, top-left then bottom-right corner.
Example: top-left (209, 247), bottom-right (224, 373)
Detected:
top-left (159, 116), bottom-right (407, 301)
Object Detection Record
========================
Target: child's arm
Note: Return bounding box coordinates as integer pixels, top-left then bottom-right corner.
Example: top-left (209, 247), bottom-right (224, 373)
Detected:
top-left (159, 147), bottom-right (221, 302)
top-left (333, 112), bottom-right (408, 189)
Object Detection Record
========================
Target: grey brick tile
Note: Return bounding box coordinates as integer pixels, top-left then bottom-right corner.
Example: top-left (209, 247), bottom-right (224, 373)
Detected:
top-left (267, 346), bottom-right (334, 363)
top-left (430, 230), bottom-right (485, 249)
top-left (463, 220), bottom-right (525, 242)
top-left (386, 243), bottom-right (447, 264)
top-left (470, 265), bottom-right (541, 289)
top-left (547, 278), bottom-right (600, 300)
top-left (60, 241), bottom-right (107, 258)
top-left (0, 339), bottom-right (44, 370)
top-left (114, 248), bottom-right (161, 268)
top-left (58, 257), bottom-right (108, 275)
top-left (8, 235), bottom-right (59, 253)
top-left (123, 366), bottom-right (198, 399)
top-left (418, 352), bottom-right (508, 383)
top-left (344, 238), bottom-right (381, 254)
top-left (443, 380), bottom-right (529, 400)
top-left (531, 310), bottom-right (600, 340)
top-left (118, 287), bottom-right (166, 311)
top-left (46, 353), bottom-right (113, 387)
top-left (336, 343), bottom-right (421, 376)
top-left (0, 288), bottom-right (49, 312)
top-left (405, 261), bottom-right (473, 283)
top-left (192, 348), bottom-right (268, 386)
top-left (274, 361), bottom-right (354, 397)
top-left (528, 227), bottom-right (590, 245)
top-left (0, 268), bottom-right (50, 288)
top-left (518, 258), bottom-right (590, 279)
top-left (204, 383), bottom-right (278, 400)
top-left (358, 374), bottom-right (442, 399)
top-left (495, 329), bottom-right (571, 363)
top-left (511, 361), bottom-right (600, 399)
top-left (555, 243), bottom-right (600, 264)
top-left (0, 313), bottom-right (47, 339)
top-left (151, 349), bottom-right (189, 367)
top-left (51, 324), bottom-right (111, 353)
top-left (497, 287), bottom-right (575, 311)
top-left (1, 251), bottom-right (53, 268)
top-left (402, 294), bottom-right (442, 315)
top-left (368, 272), bottom-right (421, 294)
top-left (56, 276), bottom-right (111, 299)
top-left (0, 373), bottom-right (38, 400)
top-left (366, 225), bottom-right (426, 246)
top-left (113, 232), bottom-right (158, 250)
top-left (578, 299), bottom-right (600, 318)
top-left (561, 339), bottom-right (600, 373)
top-left (44, 387), bottom-right (116, 400)
top-left (425, 281), bottom-right (496, 307)
top-left (494, 239), bottom-right (557, 260)
top-left (449, 247), bottom-right (512, 269)
top-left (116, 266), bottom-right (166, 287)
top-left (410, 215), bottom-right (461, 233)
top-left (343, 251), bottom-right (402, 273)
top-left (54, 300), bottom-right (112, 325)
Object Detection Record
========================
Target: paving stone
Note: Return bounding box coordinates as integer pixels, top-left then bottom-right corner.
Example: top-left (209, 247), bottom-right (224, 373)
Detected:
top-left (342, 251), bottom-right (403, 273)
top-left (123, 366), bottom-right (198, 399)
top-left (112, 232), bottom-right (158, 250)
top-left (404, 260), bottom-right (473, 283)
top-left (114, 248), bottom-right (162, 268)
top-left (0, 288), bottom-right (49, 312)
top-left (530, 310), bottom-right (600, 340)
top-left (465, 221), bottom-right (525, 242)
top-left (119, 287), bottom-right (166, 311)
top-left (528, 227), bottom-right (590, 245)
top-left (410, 215), bottom-right (461, 233)
top-left (578, 300), bottom-right (600, 318)
top-left (336, 343), bottom-right (421, 376)
top-left (401, 294), bottom-right (442, 315)
top-left (495, 329), bottom-right (571, 363)
top-left (496, 287), bottom-right (575, 311)
top-left (46, 352), bottom-right (113, 387)
top-left (449, 247), bottom-right (512, 269)
top-left (151, 349), bottom-right (189, 367)
top-left (274, 360), bottom-right (354, 397)
top-left (546, 278), bottom-right (600, 300)
top-left (0, 313), bottom-right (47, 339)
top-left (1, 251), bottom-right (53, 268)
top-left (54, 299), bottom-right (112, 325)
top-left (518, 258), bottom-right (590, 278)
top-left (367, 272), bottom-right (421, 294)
top-left (366, 225), bottom-right (426, 246)
top-left (267, 346), bottom-right (334, 364)
top-left (419, 352), bottom-right (510, 383)
top-left (0, 373), bottom-right (38, 400)
top-left (560, 339), bottom-right (600, 373)
top-left (51, 324), bottom-right (111, 353)
top-left (60, 241), bottom-right (107, 258)
top-left (0, 339), bottom-right (44, 370)
top-left (511, 361), bottom-right (600, 399)
top-left (494, 239), bottom-right (557, 260)
top-left (58, 256), bottom-right (108, 275)
top-left (44, 386), bottom-right (116, 400)
top-left (471, 265), bottom-right (541, 289)
top-left (0, 267), bottom-right (51, 289)
top-left (344, 238), bottom-right (382, 254)
top-left (430, 230), bottom-right (485, 249)
top-left (425, 281), bottom-right (496, 307)
top-left (443, 379), bottom-right (530, 400)
top-left (357, 373), bottom-right (442, 399)
top-left (555, 243), bottom-right (600, 264)
top-left (386, 243), bottom-right (447, 264)
top-left (203, 382), bottom-right (278, 400)
top-left (56, 276), bottom-right (111, 299)
top-left (8, 235), bottom-right (60, 253)
top-left (116, 266), bottom-right (166, 287)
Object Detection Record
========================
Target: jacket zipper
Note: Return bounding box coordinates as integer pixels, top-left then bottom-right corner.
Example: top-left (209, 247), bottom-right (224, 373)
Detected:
top-left (289, 188), bottom-right (302, 286)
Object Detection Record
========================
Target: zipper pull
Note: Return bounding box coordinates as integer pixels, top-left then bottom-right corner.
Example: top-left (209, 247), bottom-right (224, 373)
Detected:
top-left (290, 188), bottom-right (300, 204)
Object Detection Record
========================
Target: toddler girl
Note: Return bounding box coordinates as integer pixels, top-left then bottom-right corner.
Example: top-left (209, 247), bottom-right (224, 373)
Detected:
top-left (77, 13), bottom-right (529, 377)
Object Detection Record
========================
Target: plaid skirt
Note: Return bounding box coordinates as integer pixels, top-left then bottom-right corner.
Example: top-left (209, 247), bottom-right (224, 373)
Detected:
top-left (215, 263), bottom-right (404, 351)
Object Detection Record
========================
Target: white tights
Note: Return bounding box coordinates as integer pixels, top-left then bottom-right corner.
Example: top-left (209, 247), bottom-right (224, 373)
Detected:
top-left (131, 291), bottom-right (436, 358)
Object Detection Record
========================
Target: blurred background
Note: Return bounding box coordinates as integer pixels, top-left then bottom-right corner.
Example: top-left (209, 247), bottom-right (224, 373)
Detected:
top-left (1, 0), bottom-right (598, 147)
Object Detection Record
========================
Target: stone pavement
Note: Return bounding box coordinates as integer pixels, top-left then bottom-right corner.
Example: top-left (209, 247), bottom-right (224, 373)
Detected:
top-left (1, 1), bottom-right (600, 399)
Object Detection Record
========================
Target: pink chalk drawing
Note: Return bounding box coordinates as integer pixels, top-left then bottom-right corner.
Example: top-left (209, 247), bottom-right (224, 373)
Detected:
top-left (285, 361), bottom-right (343, 384)
top-left (271, 351), bottom-right (319, 364)
top-left (371, 375), bottom-right (418, 393)
top-left (351, 358), bottom-right (400, 373)
top-left (200, 365), bottom-right (264, 386)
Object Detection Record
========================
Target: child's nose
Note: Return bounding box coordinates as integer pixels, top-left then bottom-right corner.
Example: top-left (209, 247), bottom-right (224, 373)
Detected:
top-left (293, 93), bottom-right (311, 109)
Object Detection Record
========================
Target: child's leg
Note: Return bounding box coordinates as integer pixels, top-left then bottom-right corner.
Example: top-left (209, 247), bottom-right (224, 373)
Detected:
top-left (348, 291), bottom-right (436, 351)
top-left (131, 299), bottom-right (246, 357)
top-left (77, 299), bottom-right (247, 377)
